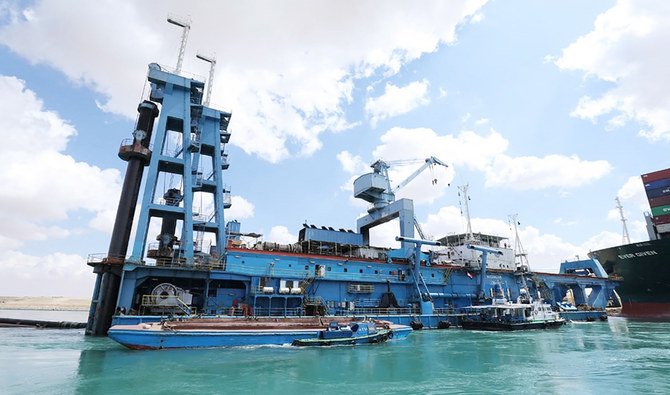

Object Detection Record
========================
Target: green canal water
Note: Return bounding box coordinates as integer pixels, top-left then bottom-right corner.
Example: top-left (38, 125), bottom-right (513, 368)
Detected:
top-left (1, 311), bottom-right (669, 394)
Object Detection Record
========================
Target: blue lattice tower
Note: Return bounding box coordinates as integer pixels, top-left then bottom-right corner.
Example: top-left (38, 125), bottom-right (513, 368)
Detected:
top-left (86, 63), bottom-right (232, 335)
top-left (130, 63), bottom-right (232, 266)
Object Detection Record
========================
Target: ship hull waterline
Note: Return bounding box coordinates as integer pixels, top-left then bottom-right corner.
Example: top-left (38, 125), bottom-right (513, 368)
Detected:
top-left (459, 320), bottom-right (566, 331)
top-left (591, 239), bottom-right (670, 318)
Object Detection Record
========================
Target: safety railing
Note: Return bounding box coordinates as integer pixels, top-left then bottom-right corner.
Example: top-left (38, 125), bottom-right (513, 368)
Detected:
top-left (223, 261), bottom-right (409, 283)
top-left (86, 253), bottom-right (128, 265)
top-left (247, 307), bottom-right (305, 317)
top-left (339, 307), bottom-right (420, 316)
top-left (119, 138), bottom-right (153, 150)
top-left (140, 295), bottom-right (195, 315)
top-left (134, 249), bottom-right (226, 271)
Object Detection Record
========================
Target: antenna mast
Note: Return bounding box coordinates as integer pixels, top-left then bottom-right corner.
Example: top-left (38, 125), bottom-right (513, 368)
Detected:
top-left (167, 16), bottom-right (191, 73)
top-left (509, 214), bottom-right (529, 272)
top-left (458, 184), bottom-right (473, 240)
top-left (615, 197), bottom-right (631, 244)
top-left (196, 53), bottom-right (216, 106)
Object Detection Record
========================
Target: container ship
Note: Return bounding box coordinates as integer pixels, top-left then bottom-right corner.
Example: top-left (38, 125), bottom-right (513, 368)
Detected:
top-left (590, 168), bottom-right (670, 318)
top-left (83, 20), bottom-right (619, 337)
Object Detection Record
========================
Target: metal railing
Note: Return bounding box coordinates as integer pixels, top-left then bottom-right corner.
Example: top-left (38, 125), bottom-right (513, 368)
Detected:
top-left (342, 307), bottom-right (420, 316)
top-left (304, 296), bottom-right (330, 315)
top-left (347, 283), bottom-right (375, 293)
top-left (223, 261), bottom-right (408, 283)
top-left (119, 138), bottom-right (153, 150)
top-left (152, 62), bottom-right (206, 82)
top-left (134, 248), bottom-right (226, 271)
top-left (247, 307), bottom-right (305, 317)
top-left (86, 253), bottom-right (129, 265)
top-left (140, 295), bottom-right (195, 315)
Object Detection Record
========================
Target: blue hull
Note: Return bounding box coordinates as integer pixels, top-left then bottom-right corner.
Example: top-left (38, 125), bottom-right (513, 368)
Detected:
top-left (108, 322), bottom-right (412, 350)
top-left (389, 326), bottom-right (412, 340)
top-left (108, 328), bottom-right (321, 349)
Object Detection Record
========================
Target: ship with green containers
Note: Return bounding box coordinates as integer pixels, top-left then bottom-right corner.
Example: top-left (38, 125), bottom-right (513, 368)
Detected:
top-left (590, 168), bottom-right (670, 318)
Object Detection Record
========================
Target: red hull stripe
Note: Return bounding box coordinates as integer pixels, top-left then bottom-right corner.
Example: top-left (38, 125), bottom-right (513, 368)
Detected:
top-left (622, 302), bottom-right (670, 317)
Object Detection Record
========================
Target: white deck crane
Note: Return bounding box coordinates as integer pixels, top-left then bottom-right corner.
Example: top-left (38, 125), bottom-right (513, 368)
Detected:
top-left (391, 156), bottom-right (449, 193)
top-left (354, 156), bottom-right (448, 242)
top-left (389, 157), bottom-right (448, 240)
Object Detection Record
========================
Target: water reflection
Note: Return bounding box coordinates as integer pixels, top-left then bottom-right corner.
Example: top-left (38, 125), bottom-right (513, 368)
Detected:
top-left (69, 320), bottom-right (670, 394)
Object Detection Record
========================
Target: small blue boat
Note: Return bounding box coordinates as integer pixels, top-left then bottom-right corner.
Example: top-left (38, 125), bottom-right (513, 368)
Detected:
top-left (108, 317), bottom-right (411, 349)
top-left (291, 321), bottom-right (404, 346)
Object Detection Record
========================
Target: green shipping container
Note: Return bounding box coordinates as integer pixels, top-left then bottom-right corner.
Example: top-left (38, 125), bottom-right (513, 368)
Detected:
top-left (651, 205), bottom-right (670, 217)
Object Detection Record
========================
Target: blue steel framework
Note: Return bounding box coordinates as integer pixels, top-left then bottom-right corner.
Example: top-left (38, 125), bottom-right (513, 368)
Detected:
top-left (130, 64), bottom-right (231, 265)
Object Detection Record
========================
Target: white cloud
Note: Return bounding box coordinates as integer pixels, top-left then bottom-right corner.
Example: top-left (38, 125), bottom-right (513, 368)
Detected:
top-left (227, 195), bottom-right (255, 221)
top-left (556, 0), bottom-right (670, 141)
top-left (519, 226), bottom-right (588, 272)
top-left (0, 234), bottom-right (22, 250)
top-left (552, 218), bottom-right (578, 227)
top-left (374, 127), bottom-right (507, 172)
top-left (0, 0), bottom-right (488, 162)
top-left (582, 230), bottom-right (624, 253)
top-left (617, 175), bottom-right (648, 211)
top-left (371, 126), bottom-right (610, 193)
top-left (603, 176), bottom-right (649, 243)
top-left (0, 250), bottom-right (93, 297)
top-left (365, 79), bottom-right (431, 126)
top-left (423, 205), bottom-right (472, 237)
top-left (484, 154), bottom-right (612, 190)
top-left (89, 209), bottom-right (118, 234)
top-left (0, 76), bottom-right (122, 248)
top-left (267, 226), bottom-right (297, 244)
top-left (368, 220), bottom-right (403, 249)
top-left (337, 150), bottom-right (370, 192)
top-left (337, 151), bottom-right (367, 175)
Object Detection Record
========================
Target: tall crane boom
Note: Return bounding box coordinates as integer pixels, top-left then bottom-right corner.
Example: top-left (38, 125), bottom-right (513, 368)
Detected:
top-left (392, 156), bottom-right (449, 192)
top-left (167, 16), bottom-right (191, 74)
top-left (196, 53), bottom-right (216, 106)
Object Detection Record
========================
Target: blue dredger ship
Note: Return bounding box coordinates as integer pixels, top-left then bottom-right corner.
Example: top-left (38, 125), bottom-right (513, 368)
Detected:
top-left (85, 23), bottom-right (618, 337)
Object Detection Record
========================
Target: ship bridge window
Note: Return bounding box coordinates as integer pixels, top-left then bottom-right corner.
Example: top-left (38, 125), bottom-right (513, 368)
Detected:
top-left (359, 269), bottom-right (363, 273)
top-left (344, 268), bottom-right (348, 273)
top-left (305, 265), bottom-right (309, 270)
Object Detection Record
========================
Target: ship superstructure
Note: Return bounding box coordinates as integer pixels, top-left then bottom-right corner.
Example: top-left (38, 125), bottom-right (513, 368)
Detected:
top-left (85, 24), bottom-right (619, 336)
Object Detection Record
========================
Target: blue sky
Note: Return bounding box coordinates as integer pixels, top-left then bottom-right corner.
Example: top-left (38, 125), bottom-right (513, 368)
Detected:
top-left (1, 0), bottom-right (667, 297)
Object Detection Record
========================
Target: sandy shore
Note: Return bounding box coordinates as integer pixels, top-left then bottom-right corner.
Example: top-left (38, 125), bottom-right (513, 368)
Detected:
top-left (0, 296), bottom-right (90, 311)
